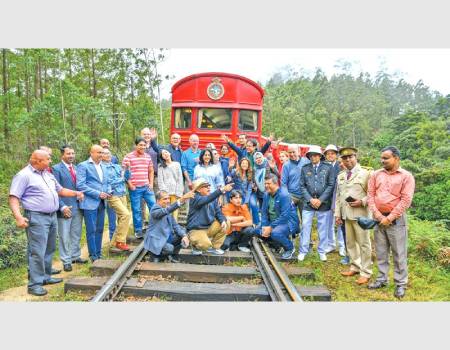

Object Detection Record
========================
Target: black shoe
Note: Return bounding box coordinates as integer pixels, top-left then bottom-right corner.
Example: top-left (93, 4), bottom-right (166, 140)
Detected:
top-left (151, 257), bottom-right (161, 263)
top-left (167, 255), bottom-right (180, 263)
top-left (28, 286), bottom-right (48, 296)
top-left (368, 280), bottom-right (388, 289)
top-left (51, 268), bottom-right (61, 275)
top-left (72, 258), bottom-right (88, 264)
top-left (394, 286), bottom-right (406, 299)
top-left (134, 231), bottom-right (144, 239)
top-left (43, 277), bottom-right (63, 285)
top-left (63, 264), bottom-right (72, 272)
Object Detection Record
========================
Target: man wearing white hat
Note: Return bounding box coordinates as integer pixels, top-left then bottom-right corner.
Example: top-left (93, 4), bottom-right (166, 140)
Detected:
top-left (186, 178), bottom-right (233, 255)
top-left (324, 144), bottom-right (346, 257)
top-left (298, 146), bottom-right (335, 261)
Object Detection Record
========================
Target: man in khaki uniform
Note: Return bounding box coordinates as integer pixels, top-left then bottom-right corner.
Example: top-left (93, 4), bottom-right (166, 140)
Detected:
top-left (335, 147), bottom-right (373, 285)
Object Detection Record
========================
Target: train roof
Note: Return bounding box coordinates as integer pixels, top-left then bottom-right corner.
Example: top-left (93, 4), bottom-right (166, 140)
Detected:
top-left (171, 72), bottom-right (265, 97)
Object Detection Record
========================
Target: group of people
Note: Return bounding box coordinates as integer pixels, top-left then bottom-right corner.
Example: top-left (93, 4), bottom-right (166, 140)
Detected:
top-left (9, 127), bottom-right (415, 299)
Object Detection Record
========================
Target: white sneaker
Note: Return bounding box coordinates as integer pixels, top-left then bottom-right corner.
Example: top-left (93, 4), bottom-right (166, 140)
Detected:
top-left (207, 248), bottom-right (225, 255)
top-left (319, 253), bottom-right (327, 262)
top-left (297, 253), bottom-right (306, 261)
top-left (339, 247), bottom-right (346, 257)
top-left (191, 249), bottom-right (203, 256)
top-left (238, 246), bottom-right (251, 253)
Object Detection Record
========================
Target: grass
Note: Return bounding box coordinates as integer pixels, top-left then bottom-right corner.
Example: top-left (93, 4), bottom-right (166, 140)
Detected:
top-left (289, 231), bottom-right (450, 302)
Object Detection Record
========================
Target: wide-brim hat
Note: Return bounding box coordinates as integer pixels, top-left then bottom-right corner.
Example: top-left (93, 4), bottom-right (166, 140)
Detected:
top-left (324, 144), bottom-right (338, 155)
top-left (306, 145), bottom-right (324, 159)
top-left (339, 147), bottom-right (358, 157)
top-left (192, 178), bottom-right (210, 192)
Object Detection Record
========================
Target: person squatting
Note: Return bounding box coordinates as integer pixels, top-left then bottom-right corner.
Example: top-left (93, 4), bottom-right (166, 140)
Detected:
top-left (9, 129), bottom-right (414, 299)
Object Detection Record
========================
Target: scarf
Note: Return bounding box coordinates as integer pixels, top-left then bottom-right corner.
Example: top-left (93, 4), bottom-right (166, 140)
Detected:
top-left (253, 152), bottom-right (267, 192)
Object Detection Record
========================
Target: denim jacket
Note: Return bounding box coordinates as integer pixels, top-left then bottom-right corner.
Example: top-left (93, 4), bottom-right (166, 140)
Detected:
top-left (104, 162), bottom-right (128, 196)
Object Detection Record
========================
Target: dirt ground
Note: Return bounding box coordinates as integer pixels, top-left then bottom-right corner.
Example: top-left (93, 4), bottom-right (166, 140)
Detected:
top-left (0, 231), bottom-right (112, 301)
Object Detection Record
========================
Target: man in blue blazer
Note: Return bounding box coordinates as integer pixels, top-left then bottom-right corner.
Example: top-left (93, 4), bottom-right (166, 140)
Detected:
top-left (53, 145), bottom-right (87, 271)
top-left (299, 145), bottom-right (335, 262)
top-left (144, 190), bottom-right (194, 262)
top-left (259, 173), bottom-right (299, 260)
top-left (77, 145), bottom-right (110, 262)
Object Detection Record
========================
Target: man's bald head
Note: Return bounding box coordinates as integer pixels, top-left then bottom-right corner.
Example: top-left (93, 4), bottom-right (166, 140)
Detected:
top-left (30, 150), bottom-right (52, 170)
top-left (287, 144), bottom-right (299, 160)
top-left (90, 145), bottom-right (104, 164)
top-left (99, 138), bottom-right (110, 149)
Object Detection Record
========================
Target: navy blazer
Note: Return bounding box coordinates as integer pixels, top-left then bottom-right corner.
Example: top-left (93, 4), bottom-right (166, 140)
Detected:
top-left (261, 187), bottom-right (299, 234)
top-left (300, 162), bottom-right (335, 211)
top-left (76, 159), bottom-right (108, 210)
top-left (144, 202), bottom-right (186, 255)
top-left (53, 162), bottom-right (79, 215)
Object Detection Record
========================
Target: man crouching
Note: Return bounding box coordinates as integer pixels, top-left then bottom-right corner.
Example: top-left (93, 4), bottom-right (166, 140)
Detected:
top-left (186, 178), bottom-right (233, 255)
top-left (144, 190), bottom-right (195, 263)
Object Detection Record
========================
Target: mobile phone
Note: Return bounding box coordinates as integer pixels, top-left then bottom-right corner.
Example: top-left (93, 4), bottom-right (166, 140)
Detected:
top-left (345, 196), bottom-right (356, 203)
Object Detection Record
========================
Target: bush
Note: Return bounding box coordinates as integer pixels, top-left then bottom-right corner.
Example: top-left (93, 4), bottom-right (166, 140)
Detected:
top-left (0, 208), bottom-right (28, 269)
top-left (408, 217), bottom-right (450, 271)
top-left (0, 184), bottom-right (28, 269)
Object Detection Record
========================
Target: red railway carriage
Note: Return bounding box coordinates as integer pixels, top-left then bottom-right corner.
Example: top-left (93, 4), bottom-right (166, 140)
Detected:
top-left (170, 72), bottom-right (310, 156)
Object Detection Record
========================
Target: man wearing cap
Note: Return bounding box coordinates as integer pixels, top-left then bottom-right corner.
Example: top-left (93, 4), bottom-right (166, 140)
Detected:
top-left (367, 146), bottom-right (415, 299)
top-left (334, 147), bottom-right (373, 285)
top-left (186, 178), bottom-right (233, 255)
top-left (324, 144), bottom-right (346, 256)
top-left (298, 145), bottom-right (335, 261)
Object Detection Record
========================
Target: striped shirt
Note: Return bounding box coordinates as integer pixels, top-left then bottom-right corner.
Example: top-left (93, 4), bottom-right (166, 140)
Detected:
top-left (122, 151), bottom-right (153, 187)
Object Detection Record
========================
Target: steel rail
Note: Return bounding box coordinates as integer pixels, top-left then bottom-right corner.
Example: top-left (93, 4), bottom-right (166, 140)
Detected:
top-left (260, 241), bottom-right (303, 302)
top-left (91, 240), bottom-right (147, 302)
top-left (251, 237), bottom-right (287, 301)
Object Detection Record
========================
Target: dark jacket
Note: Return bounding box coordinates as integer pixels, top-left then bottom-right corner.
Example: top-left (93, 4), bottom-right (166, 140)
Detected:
top-left (186, 189), bottom-right (226, 231)
top-left (300, 162), bottom-right (335, 211)
top-left (53, 162), bottom-right (79, 216)
top-left (144, 202), bottom-right (186, 255)
top-left (150, 139), bottom-right (182, 163)
top-left (227, 139), bottom-right (272, 164)
top-left (261, 187), bottom-right (299, 234)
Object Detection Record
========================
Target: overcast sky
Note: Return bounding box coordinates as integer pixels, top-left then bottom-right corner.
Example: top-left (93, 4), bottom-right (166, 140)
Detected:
top-left (158, 49), bottom-right (450, 100)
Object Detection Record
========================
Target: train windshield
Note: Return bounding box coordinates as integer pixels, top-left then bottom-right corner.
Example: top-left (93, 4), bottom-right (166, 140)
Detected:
top-left (198, 108), bottom-right (232, 130)
top-left (174, 108), bottom-right (192, 129)
top-left (239, 110), bottom-right (258, 131)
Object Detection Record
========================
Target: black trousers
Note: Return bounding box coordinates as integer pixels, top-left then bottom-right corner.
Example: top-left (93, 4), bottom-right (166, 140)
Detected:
top-left (221, 227), bottom-right (256, 250)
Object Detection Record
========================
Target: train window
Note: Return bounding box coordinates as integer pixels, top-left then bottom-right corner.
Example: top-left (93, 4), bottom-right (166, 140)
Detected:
top-left (174, 108), bottom-right (192, 129)
top-left (197, 108), bottom-right (232, 130)
top-left (239, 110), bottom-right (258, 131)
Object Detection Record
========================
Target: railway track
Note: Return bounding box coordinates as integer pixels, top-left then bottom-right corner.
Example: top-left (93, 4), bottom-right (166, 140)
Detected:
top-left (65, 202), bottom-right (330, 302)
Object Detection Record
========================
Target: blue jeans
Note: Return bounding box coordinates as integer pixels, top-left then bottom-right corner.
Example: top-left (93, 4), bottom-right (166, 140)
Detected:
top-left (106, 203), bottom-right (117, 240)
top-left (129, 186), bottom-right (156, 232)
top-left (300, 209), bottom-right (330, 255)
top-left (24, 211), bottom-right (57, 289)
top-left (83, 200), bottom-right (106, 261)
top-left (255, 224), bottom-right (293, 251)
top-left (325, 210), bottom-right (345, 250)
top-left (247, 193), bottom-right (260, 225)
